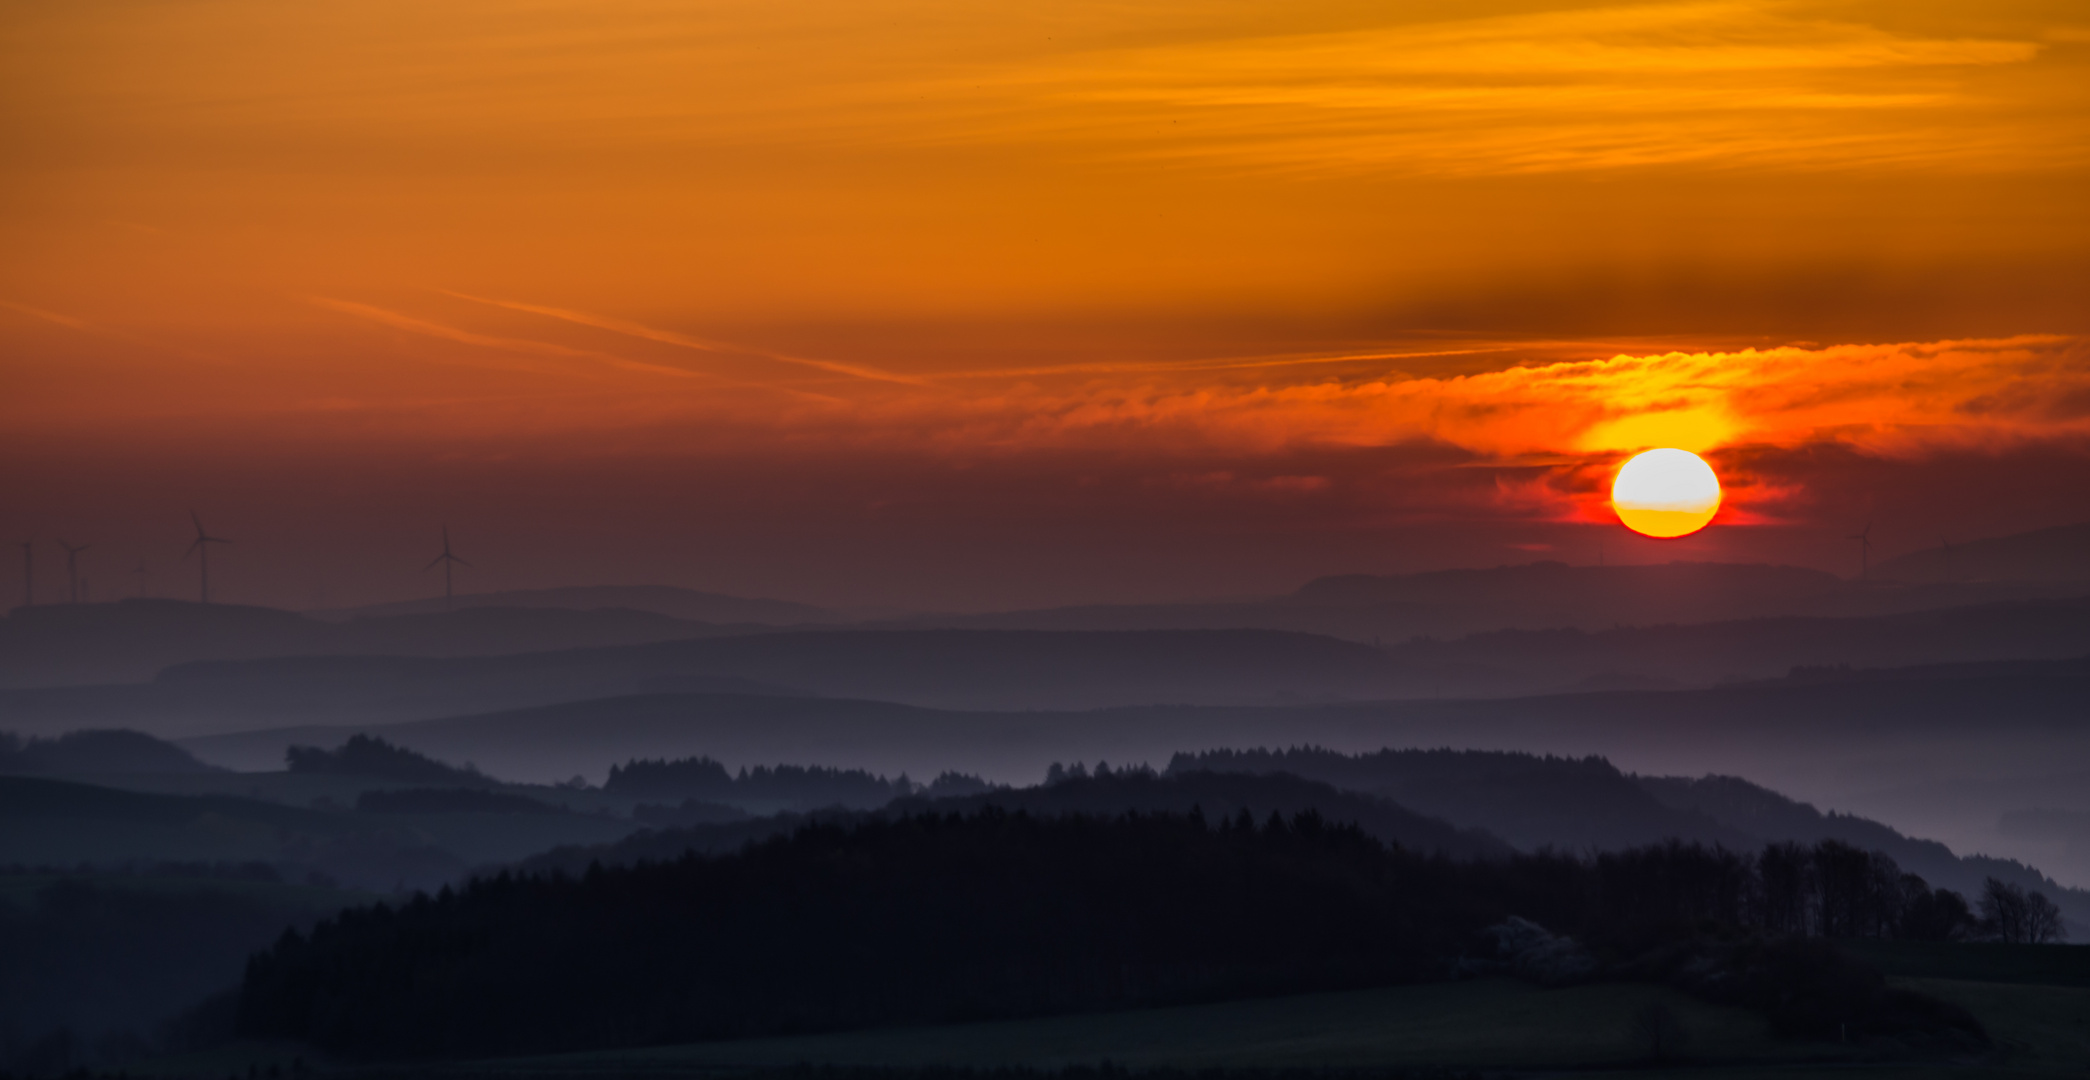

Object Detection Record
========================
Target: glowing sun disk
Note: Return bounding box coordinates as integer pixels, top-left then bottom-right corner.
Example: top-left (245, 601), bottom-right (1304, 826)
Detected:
top-left (1612, 448), bottom-right (1721, 538)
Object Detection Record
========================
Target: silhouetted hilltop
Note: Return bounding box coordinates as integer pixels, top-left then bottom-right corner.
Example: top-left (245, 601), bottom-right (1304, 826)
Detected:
top-left (0, 728), bottom-right (218, 775)
top-left (605, 755), bottom-right (919, 812)
top-left (1876, 521), bottom-right (2090, 584)
top-left (1167, 747), bottom-right (2089, 932)
top-left (310, 584), bottom-right (839, 625)
top-left (905, 769), bottom-right (1512, 860)
top-left (1172, 748), bottom-right (1747, 852)
top-left (287, 733), bottom-right (492, 786)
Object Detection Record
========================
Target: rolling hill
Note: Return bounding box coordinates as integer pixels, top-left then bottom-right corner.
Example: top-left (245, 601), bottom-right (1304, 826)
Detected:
top-left (0, 628), bottom-right (1425, 736)
top-left (307, 584), bottom-right (840, 625)
top-left (0, 598), bottom-right (771, 689)
top-left (891, 559), bottom-right (2089, 642)
top-left (1874, 521), bottom-right (2090, 584)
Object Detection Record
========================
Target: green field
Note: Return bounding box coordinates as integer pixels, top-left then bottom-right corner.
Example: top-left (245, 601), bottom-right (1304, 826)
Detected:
top-left (1843, 939), bottom-right (2090, 988)
top-left (350, 980), bottom-right (1831, 1077)
top-left (129, 944), bottom-right (2090, 1079)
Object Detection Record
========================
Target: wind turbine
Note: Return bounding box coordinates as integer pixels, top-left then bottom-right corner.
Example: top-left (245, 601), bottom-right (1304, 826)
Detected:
top-left (57, 540), bottom-right (90, 603)
top-left (185, 512), bottom-right (232, 604)
top-left (1848, 522), bottom-right (1873, 581)
top-left (424, 526), bottom-right (468, 607)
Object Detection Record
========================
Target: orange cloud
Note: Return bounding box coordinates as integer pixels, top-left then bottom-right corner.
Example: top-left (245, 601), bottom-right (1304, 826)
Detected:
top-left (934, 335), bottom-right (2090, 462)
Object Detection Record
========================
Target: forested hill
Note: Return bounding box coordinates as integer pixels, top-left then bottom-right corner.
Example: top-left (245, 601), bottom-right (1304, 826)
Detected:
top-left (1170, 747), bottom-right (1742, 852)
top-left (1172, 747), bottom-right (2090, 931)
top-left (242, 808), bottom-right (1987, 1061)
top-left (516, 770), bottom-right (1510, 874)
top-left (894, 769), bottom-right (1511, 860)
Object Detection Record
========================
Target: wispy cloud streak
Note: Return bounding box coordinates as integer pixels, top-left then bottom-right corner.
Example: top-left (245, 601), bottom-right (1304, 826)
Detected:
top-left (443, 292), bottom-right (925, 386)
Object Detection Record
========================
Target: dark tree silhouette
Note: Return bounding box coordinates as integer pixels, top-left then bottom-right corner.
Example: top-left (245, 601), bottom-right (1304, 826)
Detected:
top-left (1981, 878), bottom-right (2067, 944)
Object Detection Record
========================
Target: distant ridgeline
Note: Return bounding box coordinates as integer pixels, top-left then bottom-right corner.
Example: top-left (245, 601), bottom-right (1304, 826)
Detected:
top-left (286, 734), bottom-right (491, 787)
top-left (604, 754), bottom-right (996, 812)
top-left (239, 807), bottom-right (1997, 1060)
top-left (0, 729), bottom-right (218, 776)
top-left (1168, 746), bottom-right (2088, 926)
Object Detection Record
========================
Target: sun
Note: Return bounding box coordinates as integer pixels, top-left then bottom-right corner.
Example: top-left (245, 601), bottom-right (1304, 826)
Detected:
top-left (1612, 448), bottom-right (1722, 538)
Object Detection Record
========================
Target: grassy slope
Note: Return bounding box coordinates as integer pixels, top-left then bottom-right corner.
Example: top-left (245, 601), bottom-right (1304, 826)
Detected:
top-left (1897, 978), bottom-right (2090, 1075)
top-left (125, 945), bottom-right (2090, 1077)
top-left (454, 980), bottom-right (1818, 1074)
top-left (257, 944), bottom-right (2090, 1078)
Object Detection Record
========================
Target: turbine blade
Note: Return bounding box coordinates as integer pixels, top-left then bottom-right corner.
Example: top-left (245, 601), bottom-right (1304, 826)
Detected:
top-left (190, 510), bottom-right (205, 538)
top-left (424, 555), bottom-right (446, 571)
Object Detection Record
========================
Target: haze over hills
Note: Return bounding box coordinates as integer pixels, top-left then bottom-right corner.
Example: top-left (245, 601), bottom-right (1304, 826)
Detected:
top-left (1382, 596), bottom-right (2090, 691)
top-left (504, 755), bottom-right (2088, 935)
top-left (0, 629), bottom-right (1416, 735)
top-left (0, 599), bottom-right (773, 689)
top-left (891, 559), bottom-right (2089, 642)
top-left (1874, 521), bottom-right (2090, 584)
top-left (158, 652), bottom-right (2090, 882)
top-left (9, 594), bottom-right (2090, 737)
top-left (1168, 747), bottom-right (2087, 931)
top-left (6, 521), bottom-right (2085, 695)
top-left (308, 584), bottom-right (842, 625)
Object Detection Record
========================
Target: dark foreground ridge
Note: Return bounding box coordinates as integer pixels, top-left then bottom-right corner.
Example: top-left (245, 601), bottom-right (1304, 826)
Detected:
top-left (239, 808), bottom-right (1987, 1061)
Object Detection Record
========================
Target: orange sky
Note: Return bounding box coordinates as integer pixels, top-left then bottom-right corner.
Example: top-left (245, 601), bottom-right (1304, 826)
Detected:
top-left (4, 0), bottom-right (2088, 608)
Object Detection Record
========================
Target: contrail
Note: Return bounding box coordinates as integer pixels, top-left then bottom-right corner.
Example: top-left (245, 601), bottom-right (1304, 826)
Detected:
top-left (0, 300), bottom-right (89, 329)
top-left (442, 291), bottom-right (925, 386)
top-left (311, 297), bottom-right (700, 380)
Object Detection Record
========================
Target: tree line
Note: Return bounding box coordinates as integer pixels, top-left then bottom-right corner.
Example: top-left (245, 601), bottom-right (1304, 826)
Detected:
top-left (238, 807), bottom-right (2026, 1060)
top-left (605, 755), bottom-right (994, 810)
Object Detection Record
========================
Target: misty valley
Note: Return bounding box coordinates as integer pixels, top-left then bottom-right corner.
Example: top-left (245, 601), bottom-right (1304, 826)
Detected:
top-left (2, 539), bottom-right (2089, 1079)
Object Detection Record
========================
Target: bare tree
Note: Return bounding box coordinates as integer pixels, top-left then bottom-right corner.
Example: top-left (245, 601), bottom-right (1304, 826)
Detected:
top-left (1981, 878), bottom-right (2033, 943)
top-left (2024, 890), bottom-right (2066, 945)
top-left (1630, 1002), bottom-right (1690, 1061)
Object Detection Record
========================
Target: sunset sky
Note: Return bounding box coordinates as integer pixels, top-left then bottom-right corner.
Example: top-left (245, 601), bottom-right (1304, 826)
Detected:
top-left (4, 0), bottom-right (2088, 610)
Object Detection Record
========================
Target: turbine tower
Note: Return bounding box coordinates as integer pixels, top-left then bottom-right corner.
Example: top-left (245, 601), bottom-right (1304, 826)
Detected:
top-left (57, 540), bottom-right (90, 603)
top-left (1848, 522), bottom-right (1873, 581)
top-left (424, 526), bottom-right (469, 607)
top-left (185, 512), bottom-right (233, 604)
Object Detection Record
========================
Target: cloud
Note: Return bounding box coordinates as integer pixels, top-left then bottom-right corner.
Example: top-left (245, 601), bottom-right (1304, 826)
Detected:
top-left (979, 334), bottom-right (2090, 462)
top-left (954, 1), bottom-right (2074, 176)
